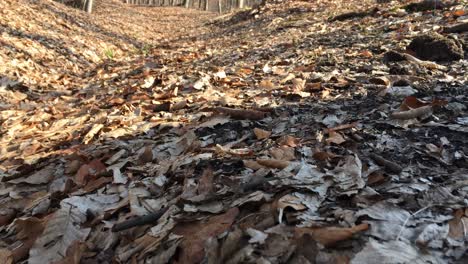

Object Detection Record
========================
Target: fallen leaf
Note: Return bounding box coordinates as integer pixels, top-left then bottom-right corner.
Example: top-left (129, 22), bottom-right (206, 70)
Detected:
top-left (29, 203), bottom-right (91, 264)
top-left (75, 159), bottom-right (107, 186)
top-left (174, 207), bottom-right (239, 264)
top-left (276, 135), bottom-right (300, 147)
top-left (254, 128), bottom-right (271, 140)
top-left (326, 131), bottom-right (346, 145)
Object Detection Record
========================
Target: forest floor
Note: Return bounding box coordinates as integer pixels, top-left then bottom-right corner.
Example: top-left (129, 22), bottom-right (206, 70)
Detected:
top-left (1, 0), bottom-right (468, 263)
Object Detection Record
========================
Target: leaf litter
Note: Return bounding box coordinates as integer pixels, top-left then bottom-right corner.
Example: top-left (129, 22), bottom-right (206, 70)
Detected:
top-left (0, 0), bottom-right (468, 263)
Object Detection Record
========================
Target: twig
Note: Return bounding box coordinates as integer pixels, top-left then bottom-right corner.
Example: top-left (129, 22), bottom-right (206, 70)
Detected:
top-left (391, 105), bottom-right (433, 120)
top-left (324, 122), bottom-right (359, 134)
top-left (396, 205), bottom-right (433, 241)
top-left (210, 107), bottom-right (267, 120)
top-left (112, 207), bottom-right (169, 232)
top-left (402, 53), bottom-right (447, 71)
top-left (443, 22), bottom-right (468, 33)
top-left (369, 153), bottom-right (403, 174)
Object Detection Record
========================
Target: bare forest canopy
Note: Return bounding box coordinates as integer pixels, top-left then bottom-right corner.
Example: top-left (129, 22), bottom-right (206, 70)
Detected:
top-left (1, 0), bottom-right (468, 263)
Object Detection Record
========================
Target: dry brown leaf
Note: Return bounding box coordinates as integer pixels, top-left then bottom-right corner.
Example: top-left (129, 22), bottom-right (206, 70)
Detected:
top-left (400, 96), bottom-right (429, 111)
top-left (276, 135), bottom-right (300, 147)
top-left (259, 79), bottom-right (276, 90)
top-left (138, 146), bottom-right (153, 164)
top-left (52, 241), bottom-right (87, 264)
top-left (0, 249), bottom-right (13, 264)
top-left (75, 159), bottom-right (107, 186)
top-left (448, 208), bottom-right (468, 240)
top-left (360, 50), bottom-right (373, 58)
top-left (82, 124), bottom-right (104, 144)
top-left (313, 150), bottom-right (337, 161)
top-left (305, 82), bottom-right (322, 91)
top-left (269, 146), bottom-right (295, 161)
top-left (254, 128), bottom-right (271, 140)
top-left (171, 100), bottom-right (187, 111)
top-left (291, 78), bottom-right (305, 91)
top-left (326, 131), bottom-right (346, 145)
top-left (174, 208), bottom-right (239, 264)
top-left (11, 216), bottom-right (48, 263)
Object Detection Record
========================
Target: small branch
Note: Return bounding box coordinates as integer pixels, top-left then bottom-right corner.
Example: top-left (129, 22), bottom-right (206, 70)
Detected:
top-left (369, 153), bottom-right (403, 174)
top-left (396, 205), bottom-right (433, 241)
top-left (402, 53), bottom-right (447, 71)
top-left (210, 107), bottom-right (267, 120)
top-left (443, 22), bottom-right (468, 33)
top-left (112, 207), bottom-right (169, 232)
top-left (391, 105), bottom-right (433, 120)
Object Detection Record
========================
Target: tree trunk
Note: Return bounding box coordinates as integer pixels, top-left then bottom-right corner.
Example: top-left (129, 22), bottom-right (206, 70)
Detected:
top-left (238, 0), bottom-right (244, 8)
top-left (184, 0), bottom-right (190, 8)
top-left (84, 0), bottom-right (93, 13)
top-left (218, 0), bottom-right (222, 13)
top-left (204, 0), bottom-right (209, 10)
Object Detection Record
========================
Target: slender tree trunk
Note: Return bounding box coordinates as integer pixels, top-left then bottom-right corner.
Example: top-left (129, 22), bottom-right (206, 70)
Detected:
top-left (218, 0), bottom-right (222, 13)
top-left (84, 0), bottom-right (93, 13)
top-left (238, 0), bottom-right (244, 8)
top-left (184, 0), bottom-right (190, 8)
top-left (204, 0), bottom-right (209, 10)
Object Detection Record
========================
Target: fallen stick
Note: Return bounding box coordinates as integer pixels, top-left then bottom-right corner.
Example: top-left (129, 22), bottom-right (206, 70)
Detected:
top-left (402, 53), bottom-right (447, 71)
top-left (324, 122), bottom-right (359, 134)
top-left (257, 159), bottom-right (290, 169)
top-left (443, 22), bottom-right (468, 33)
top-left (369, 153), bottom-right (403, 174)
top-left (391, 105), bottom-right (433, 120)
top-left (112, 207), bottom-right (169, 232)
top-left (211, 107), bottom-right (267, 120)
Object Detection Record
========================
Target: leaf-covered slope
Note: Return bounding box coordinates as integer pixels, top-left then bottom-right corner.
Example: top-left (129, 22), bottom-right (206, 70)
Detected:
top-left (0, 0), bottom-right (214, 91)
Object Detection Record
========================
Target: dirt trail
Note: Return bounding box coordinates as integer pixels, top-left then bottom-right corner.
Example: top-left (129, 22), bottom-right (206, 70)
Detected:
top-left (1, 0), bottom-right (468, 263)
